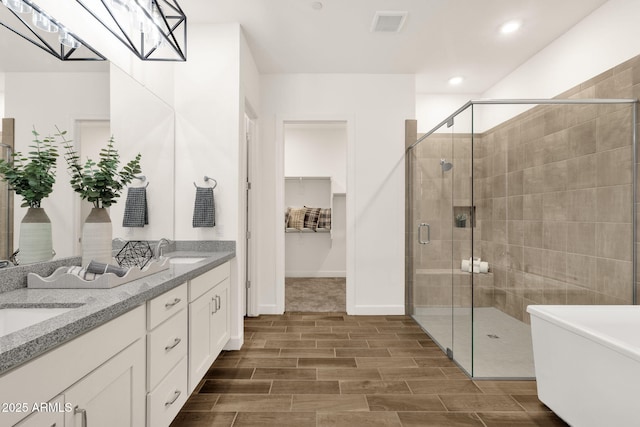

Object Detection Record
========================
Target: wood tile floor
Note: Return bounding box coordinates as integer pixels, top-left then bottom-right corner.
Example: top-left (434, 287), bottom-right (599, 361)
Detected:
top-left (171, 312), bottom-right (568, 427)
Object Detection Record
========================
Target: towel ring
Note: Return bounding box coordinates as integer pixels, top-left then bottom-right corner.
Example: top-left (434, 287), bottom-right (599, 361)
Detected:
top-left (132, 175), bottom-right (149, 188)
top-left (193, 175), bottom-right (217, 189)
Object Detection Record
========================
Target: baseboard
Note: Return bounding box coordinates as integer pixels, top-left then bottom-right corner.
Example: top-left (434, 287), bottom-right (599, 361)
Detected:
top-left (285, 271), bottom-right (347, 278)
top-left (350, 305), bottom-right (406, 315)
top-left (224, 337), bottom-right (243, 351)
top-left (258, 304), bottom-right (283, 315)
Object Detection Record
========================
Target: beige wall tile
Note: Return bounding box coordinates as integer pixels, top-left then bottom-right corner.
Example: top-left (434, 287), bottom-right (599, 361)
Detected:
top-left (508, 145), bottom-right (524, 172)
top-left (523, 221), bottom-right (543, 249)
top-left (566, 253), bottom-right (597, 290)
top-left (523, 194), bottom-right (543, 220)
top-left (547, 251), bottom-right (567, 282)
top-left (567, 222), bottom-right (596, 256)
top-left (508, 221), bottom-right (523, 246)
top-left (566, 154), bottom-right (597, 190)
top-left (542, 161), bottom-right (567, 192)
top-left (596, 222), bottom-right (633, 261)
top-left (543, 222), bottom-right (567, 251)
top-left (597, 146), bottom-right (632, 187)
top-left (543, 106), bottom-right (567, 136)
top-left (566, 189), bottom-right (596, 222)
top-left (542, 192), bottom-right (567, 221)
top-left (507, 170), bottom-right (524, 196)
top-left (543, 130), bottom-right (569, 163)
top-left (493, 197), bottom-right (506, 220)
top-left (523, 139), bottom-right (545, 168)
top-left (596, 185), bottom-right (632, 223)
top-left (507, 196), bottom-right (523, 220)
top-left (568, 120), bottom-right (597, 157)
top-left (492, 174), bottom-right (507, 198)
top-left (523, 166), bottom-right (544, 194)
top-left (596, 258), bottom-right (633, 302)
top-left (596, 107), bottom-right (633, 152)
top-left (523, 247), bottom-right (546, 277)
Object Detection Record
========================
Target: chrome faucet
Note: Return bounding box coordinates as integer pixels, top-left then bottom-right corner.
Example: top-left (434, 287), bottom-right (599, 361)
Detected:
top-left (154, 238), bottom-right (172, 259)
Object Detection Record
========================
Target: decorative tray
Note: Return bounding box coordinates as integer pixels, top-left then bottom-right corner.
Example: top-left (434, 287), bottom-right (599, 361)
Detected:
top-left (27, 257), bottom-right (171, 289)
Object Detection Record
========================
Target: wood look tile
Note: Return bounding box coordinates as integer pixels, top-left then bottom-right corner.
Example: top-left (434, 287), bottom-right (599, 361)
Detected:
top-left (340, 380), bottom-right (411, 395)
top-left (355, 357), bottom-right (417, 368)
top-left (335, 348), bottom-right (391, 358)
top-left (298, 358), bottom-right (357, 368)
top-left (199, 379), bottom-right (272, 394)
top-left (233, 412), bottom-right (316, 427)
top-left (477, 411), bottom-right (568, 426)
top-left (169, 412), bottom-right (236, 427)
top-left (175, 312), bottom-right (564, 426)
top-left (317, 368), bottom-right (382, 381)
top-left (367, 394), bottom-right (446, 411)
top-left (292, 394), bottom-right (369, 412)
top-left (440, 394), bottom-right (524, 412)
top-left (397, 412), bottom-right (485, 427)
top-left (317, 411), bottom-right (402, 427)
top-left (212, 394), bottom-right (292, 412)
top-left (236, 358), bottom-right (298, 368)
top-left (264, 340), bottom-right (317, 349)
top-left (406, 380), bottom-right (483, 394)
top-left (279, 348), bottom-right (336, 358)
top-left (252, 368), bottom-right (317, 380)
top-left (378, 367), bottom-right (446, 380)
top-left (205, 368), bottom-right (255, 379)
top-left (271, 380), bottom-right (340, 394)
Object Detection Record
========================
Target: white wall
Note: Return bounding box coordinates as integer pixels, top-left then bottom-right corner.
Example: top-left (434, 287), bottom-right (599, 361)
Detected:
top-left (284, 124), bottom-right (347, 193)
top-left (4, 72), bottom-right (109, 258)
top-left (258, 74), bottom-right (415, 315)
top-left (415, 93), bottom-right (480, 134)
top-left (110, 65), bottom-right (175, 242)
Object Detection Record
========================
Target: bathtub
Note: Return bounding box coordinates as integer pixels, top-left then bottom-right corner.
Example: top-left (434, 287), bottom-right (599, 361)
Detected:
top-left (528, 305), bottom-right (640, 427)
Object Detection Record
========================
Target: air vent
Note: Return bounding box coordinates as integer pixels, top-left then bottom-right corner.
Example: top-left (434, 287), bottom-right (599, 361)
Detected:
top-left (371, 11), bottom-right (408, 33)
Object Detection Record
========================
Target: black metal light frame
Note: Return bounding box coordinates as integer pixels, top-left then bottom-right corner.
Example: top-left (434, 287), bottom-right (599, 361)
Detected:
top-left (76, 0), bottom-right (186, 61)
top-left (0, 0), bottom-right (106, 61)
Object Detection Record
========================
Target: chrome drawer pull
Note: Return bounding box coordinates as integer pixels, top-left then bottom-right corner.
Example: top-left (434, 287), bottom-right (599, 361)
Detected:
top-left (165, 337), bottom-right (182, 351)
top-left (211, 298), bottom-right (218, 314)
top-left (215, 295), bottom-right (221, 311)
top-left (165, 298), bottom-right (181, 309)
top-left (165, 390), bottom-right (181, 407)
top-left (74, 406), bottom-right (87, 427)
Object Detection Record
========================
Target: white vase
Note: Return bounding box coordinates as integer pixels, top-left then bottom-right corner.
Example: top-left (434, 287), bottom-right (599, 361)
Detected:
top-left (18, 207), bottom-right (54, 264)
top-left (82, 207), bottom-right (112, 266)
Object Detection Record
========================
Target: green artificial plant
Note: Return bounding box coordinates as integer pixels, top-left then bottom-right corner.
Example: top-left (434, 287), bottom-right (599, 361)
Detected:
top-left (0, 127), bottom-right (58, 208)
top-left (59, 128), bottom-right (142, 208)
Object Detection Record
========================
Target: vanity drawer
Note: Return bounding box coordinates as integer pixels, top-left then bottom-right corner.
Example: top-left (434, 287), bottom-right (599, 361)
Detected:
top-left (189, 262), bottom-right (229, 302)
top-left (148, 283), bottom-right (187, 329)
top-left (147, 357), bottom-right (188, 427)
top-left (148, 309), bottom-right (187, 390)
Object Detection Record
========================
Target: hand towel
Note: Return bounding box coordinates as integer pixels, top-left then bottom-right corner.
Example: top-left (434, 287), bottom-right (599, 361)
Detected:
top-left (122, 186), bottom-right (148, 227)
top-left (193, 186), bottom-right (215, 227)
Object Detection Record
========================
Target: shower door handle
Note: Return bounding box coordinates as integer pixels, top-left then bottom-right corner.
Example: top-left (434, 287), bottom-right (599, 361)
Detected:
top-left (418, 223), bottom-right (431, 245)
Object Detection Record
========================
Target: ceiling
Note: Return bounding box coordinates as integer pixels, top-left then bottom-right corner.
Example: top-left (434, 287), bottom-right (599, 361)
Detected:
top-left (0, 0), bottom-right (609, 93)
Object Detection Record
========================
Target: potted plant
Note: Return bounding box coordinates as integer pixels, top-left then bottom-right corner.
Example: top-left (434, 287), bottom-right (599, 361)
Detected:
top-left (0, 127), bottom-right (58, 264)
top-left (455, 213), bottom-right (467, 228)
top-left (60, 129), bottom-right (141, 265)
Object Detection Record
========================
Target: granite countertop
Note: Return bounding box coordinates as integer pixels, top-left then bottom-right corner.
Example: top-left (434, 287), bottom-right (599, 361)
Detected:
top-left (0, 250), bottom-right (235, 375)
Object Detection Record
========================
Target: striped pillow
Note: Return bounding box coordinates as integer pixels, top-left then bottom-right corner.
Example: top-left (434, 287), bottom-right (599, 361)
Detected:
top-left (317, 208), bottom-right (331, 230)
top-left (304, 207), bottom-right (321, 230)
top-left (288, 207), bottom-right (306, 230)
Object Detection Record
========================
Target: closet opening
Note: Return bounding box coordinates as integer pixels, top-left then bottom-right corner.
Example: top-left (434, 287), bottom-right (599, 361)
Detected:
top-left (283, 121), bottom-right (347, 312)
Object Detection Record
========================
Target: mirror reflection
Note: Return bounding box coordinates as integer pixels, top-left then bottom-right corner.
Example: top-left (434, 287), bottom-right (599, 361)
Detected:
top-left (0, 23), bottom-right (175, 267)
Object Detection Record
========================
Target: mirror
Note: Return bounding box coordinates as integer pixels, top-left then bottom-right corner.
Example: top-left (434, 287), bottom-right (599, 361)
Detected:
top-left (0, 24), bottom-right (175, 266)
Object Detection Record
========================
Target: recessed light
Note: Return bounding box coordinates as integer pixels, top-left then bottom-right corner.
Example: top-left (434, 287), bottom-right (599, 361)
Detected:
top-left (500, 19), bottom-right (522, 34)
top-left (311, 1), bottom-right (323, 10)
top-left (448, 76), bottom-right (464, 86)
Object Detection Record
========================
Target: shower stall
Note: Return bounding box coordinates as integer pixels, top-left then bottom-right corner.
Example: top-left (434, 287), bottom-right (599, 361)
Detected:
top-left (406, 99), bottom-right (638, 379)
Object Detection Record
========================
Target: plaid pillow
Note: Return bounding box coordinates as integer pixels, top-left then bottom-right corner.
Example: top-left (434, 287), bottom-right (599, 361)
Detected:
top-left (317, 208), bottom-right (331, 230)
top-left (288, 207), bottom-right (306, 230)
top-left (304, 207), bottom-right (321, 230)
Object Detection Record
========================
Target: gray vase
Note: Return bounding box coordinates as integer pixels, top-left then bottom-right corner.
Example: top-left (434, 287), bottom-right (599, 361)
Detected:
top-left (19, 207), bottom-right (54, 264)
top-left (82, 207), bottom-right (112, 266)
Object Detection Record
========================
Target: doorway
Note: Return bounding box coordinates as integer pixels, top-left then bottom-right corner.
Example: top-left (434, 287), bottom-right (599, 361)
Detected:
top-left (283, 121), bottom-right (347, 312)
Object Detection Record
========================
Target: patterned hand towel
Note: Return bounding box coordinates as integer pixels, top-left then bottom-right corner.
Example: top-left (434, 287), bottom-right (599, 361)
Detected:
top-left (122, 186), bottom-right (148, 227)
top-left (193, 186), bottom-right (215, 227)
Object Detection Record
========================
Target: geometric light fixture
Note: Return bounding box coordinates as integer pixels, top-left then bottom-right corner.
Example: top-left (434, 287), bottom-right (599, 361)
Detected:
top-left (76, 0), bottom-right (186, 61)
top-left (0, 0), bottom-right (106, 61)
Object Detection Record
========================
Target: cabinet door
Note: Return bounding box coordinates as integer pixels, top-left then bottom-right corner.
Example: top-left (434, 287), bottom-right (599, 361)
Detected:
top-left (14, 396), bottom-right (65, 427)
top-left (188, 288), bottom-right (215, 393)
top-left (211, 278), bottom-right (230, 357)
top-left (65, 339), bottom-right (145, 427)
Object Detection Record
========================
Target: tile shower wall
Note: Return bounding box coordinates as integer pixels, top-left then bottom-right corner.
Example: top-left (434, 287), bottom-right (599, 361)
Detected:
top-left (409, 54), bottom-right (639, 322)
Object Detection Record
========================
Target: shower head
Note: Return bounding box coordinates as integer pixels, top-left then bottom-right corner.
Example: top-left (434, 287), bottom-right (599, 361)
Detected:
top-left (440, 159), bottom-right (453, 172)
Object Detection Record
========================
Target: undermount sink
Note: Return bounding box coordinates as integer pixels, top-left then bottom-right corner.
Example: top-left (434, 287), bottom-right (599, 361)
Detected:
top-left (0, 306), bottom-right (75, 337)
top-left (169, 257), bottom-right (207, 265)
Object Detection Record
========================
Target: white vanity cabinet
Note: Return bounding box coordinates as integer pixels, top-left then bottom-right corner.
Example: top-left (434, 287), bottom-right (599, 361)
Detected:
top-left (188, 262), bottom-right (231, 393)
top-left (145, 283), bottom-right (188, 427)
top-left (0, 306), bottom-right (146, 427)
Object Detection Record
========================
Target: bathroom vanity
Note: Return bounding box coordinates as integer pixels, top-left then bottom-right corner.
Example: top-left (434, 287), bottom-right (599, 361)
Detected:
top-left (0, 248), bottom-right (235, 427)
